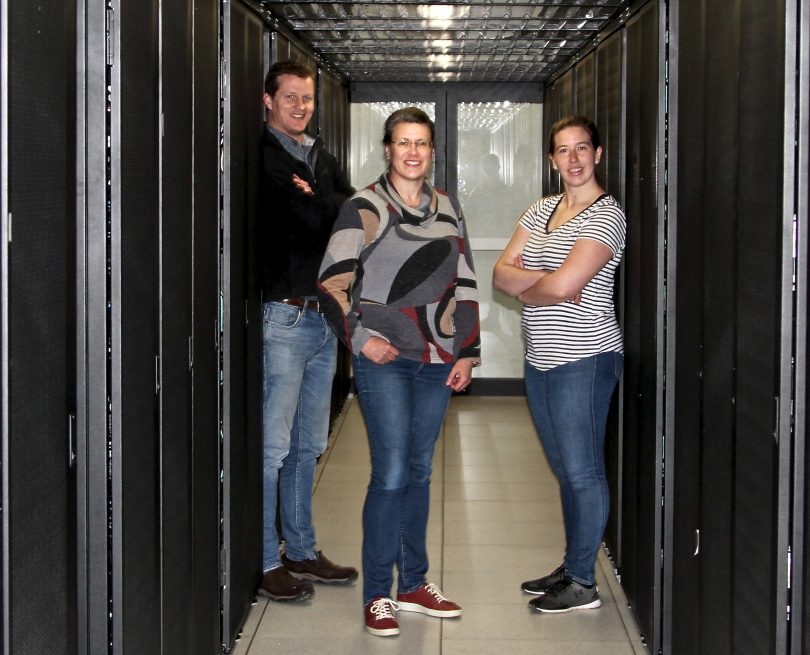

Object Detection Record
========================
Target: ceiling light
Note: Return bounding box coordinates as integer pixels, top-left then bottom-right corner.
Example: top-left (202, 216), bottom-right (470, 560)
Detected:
top-left (418, 4), bottom-right (465, 30)
top-left (430, 39), bottom-right (454, 52)
top-left (430, 54), bottom-right (458, 69)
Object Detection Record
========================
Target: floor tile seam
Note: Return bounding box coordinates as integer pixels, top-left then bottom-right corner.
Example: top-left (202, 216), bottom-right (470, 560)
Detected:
top-left (438, 412), bottom-right (451, 654)
top-left (438, 417), bottom-right (448, 589)
top-left (439, 629), bottom-right (635, 640)
top-left (597, 550), bottom-right (648, 654)
top-left (239, 599), bottom-right (271, 654)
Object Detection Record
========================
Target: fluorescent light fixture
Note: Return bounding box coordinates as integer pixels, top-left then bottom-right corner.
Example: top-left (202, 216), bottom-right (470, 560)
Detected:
top-left (429, 53), bottom-right (458, 69)
top-left (418, 4), bottom-right (465, 30)
top-left (430, 39), bottom-right (454, 51)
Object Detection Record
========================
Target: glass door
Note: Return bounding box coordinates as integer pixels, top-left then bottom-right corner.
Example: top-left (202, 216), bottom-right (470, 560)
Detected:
top-left (349, 83), bottom-right (543, 386)
top-left (456, 101), bottom-right (542, 381)
top-left (350, 102), bottom-right (436, 189)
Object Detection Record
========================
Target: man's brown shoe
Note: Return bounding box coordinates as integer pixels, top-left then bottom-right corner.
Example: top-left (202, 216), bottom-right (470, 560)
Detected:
top-left (281, 550), bottom-right (359, 584)
top-left (259, 567), bottom-right (314, 602)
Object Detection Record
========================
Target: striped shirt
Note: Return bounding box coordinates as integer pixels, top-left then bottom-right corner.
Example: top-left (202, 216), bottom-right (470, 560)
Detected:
top-left (518, 193), bottom-right (626, 371)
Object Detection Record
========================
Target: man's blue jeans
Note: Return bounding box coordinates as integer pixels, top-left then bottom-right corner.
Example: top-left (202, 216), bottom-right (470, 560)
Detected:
top-left (353, 354), bottom-right (453, 605)
top-left (524, 352), bottom-right (623, 586)
top-left (262, 301), bottom-right (337, 572)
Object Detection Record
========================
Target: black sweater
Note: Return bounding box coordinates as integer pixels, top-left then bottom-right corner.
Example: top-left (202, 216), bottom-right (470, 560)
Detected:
top-left (259, 126), bottom-right (354, 300)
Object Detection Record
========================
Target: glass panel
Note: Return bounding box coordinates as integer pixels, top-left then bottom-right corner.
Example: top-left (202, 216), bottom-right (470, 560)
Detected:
top-left (474, 250), bottom-right (526, 380)
top-left (457, 102), bottom-right (542, 245)
top-left (349, 102), bottom-right (436, 189)
top-left (458, 102), bottom-right (542, 379)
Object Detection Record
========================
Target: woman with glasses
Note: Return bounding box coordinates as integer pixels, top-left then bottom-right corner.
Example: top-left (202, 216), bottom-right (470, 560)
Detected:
top-left (317, 107), bottom-right (480, 637)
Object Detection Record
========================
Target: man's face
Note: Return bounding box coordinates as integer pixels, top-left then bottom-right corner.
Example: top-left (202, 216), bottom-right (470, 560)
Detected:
top-left (263, 74), bottom-right (315, 142)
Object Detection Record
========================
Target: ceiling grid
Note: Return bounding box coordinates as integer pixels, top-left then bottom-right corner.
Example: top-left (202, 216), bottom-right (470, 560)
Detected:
top-left (260, 1), bottom-right (629, 82)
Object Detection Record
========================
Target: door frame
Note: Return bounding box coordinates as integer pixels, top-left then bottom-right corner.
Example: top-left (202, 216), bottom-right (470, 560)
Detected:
top-left (349, 83), bottom-right (542, 394)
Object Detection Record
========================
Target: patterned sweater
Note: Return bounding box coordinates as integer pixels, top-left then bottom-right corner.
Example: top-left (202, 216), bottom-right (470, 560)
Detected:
top-left (318, 174), bottom-right (480, 364)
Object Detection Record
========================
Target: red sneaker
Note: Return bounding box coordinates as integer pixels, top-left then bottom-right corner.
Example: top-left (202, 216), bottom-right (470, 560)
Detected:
top-left (364, 597), bottom-right (400, 637)
top-left (397, 582), bottom-right (462, 618)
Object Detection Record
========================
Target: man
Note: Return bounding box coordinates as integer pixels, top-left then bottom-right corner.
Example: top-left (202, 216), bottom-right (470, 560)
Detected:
top-left (258, 59), bottom-right (357, 602)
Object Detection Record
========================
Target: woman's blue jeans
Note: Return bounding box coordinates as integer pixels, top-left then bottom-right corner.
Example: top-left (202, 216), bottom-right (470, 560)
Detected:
top-left (353, 354), bottom-right (453, 605)
top-left (524, 352), bottom-right (623, 586)
top-left (262, 301), bottom-right (337, 571)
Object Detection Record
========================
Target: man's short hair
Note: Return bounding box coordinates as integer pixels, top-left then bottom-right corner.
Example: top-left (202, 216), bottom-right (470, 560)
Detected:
top-left (264, 60), bottom-right (316, 96)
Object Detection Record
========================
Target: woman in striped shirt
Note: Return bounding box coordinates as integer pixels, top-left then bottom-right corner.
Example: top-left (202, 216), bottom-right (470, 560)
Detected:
top-left (493, 115), bottom-right (626, 614)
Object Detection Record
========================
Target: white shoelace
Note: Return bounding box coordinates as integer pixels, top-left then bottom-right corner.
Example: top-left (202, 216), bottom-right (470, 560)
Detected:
top-left (369, 598), bottom-right (400, 619)
top-left (424, 583), bottom-right (449, 602)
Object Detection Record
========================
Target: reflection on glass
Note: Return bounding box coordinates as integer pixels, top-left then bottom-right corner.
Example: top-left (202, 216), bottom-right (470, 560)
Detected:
top-left (458, 102), bottom-right (542, 380)
top-left (457, 102), bottom-right (542, 240)
top-left (349, 102), bottom-right (436, 189)
top-left (473, 251), bottom-right (525, 379)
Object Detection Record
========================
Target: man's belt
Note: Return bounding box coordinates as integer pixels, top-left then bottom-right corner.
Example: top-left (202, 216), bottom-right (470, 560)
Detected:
top-left (276, 297), bottom-right (322, 312)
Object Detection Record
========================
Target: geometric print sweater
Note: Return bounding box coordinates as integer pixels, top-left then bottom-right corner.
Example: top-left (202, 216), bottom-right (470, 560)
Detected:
top-left (318, 174), bottom-right (481, 364)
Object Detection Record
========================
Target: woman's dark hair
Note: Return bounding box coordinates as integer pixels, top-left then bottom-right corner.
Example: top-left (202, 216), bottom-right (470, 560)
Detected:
top-left (264, 59), bottom-right (316, 96)
top-left (383, 107), bottom-right (435, 145)
top-left (547, 115), bottom-right (601, 155)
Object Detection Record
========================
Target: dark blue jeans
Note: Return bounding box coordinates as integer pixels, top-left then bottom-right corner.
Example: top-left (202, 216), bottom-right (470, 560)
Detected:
top-left (353, 354), bottom-right (453, 605)
top-left (262, 301), bottom-right (337, 571)
top-left (524, 352), bottom-right (623, 585)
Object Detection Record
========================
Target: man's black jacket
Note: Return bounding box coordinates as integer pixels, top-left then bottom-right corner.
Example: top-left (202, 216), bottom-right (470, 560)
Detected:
top-left (259, 126), bottom-right (354, 300)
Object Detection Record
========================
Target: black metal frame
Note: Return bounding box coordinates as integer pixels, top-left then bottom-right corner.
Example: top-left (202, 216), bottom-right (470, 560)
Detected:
top-left (76, 1), bottom-right (110, 652)
top-left (2, 2), bottom-right (80, 653)
top-left (789, 2), bottom-right (809, 653)
top-left (222, 1), bottom-right (266, 648)
top-left (1, 2), bottom-right (807, 654)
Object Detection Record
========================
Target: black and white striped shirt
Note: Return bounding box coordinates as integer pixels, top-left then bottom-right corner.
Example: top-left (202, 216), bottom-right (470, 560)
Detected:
top-left (518, 193), bottom-right (626, 371)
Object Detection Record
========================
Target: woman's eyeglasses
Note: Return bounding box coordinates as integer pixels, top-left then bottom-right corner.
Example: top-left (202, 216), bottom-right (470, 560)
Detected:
top-left (392, 139), bottom-right (433, 151)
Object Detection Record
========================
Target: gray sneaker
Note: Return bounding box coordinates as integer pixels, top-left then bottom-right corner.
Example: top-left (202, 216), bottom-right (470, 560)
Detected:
top-left (528, 578), bottom-right (601, 613)
top-left (521, 564), bottom-right (567, 595)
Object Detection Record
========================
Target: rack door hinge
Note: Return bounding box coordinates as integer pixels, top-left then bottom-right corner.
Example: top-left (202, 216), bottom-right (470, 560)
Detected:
top-left (67, 412), bottom-right (77, 469)
top-left (106, 8), bottom-right (115, 66)
top-left (221, 548), bottom-right (229, 588)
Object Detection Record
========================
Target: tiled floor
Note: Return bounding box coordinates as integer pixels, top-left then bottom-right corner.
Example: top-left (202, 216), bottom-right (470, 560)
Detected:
top-left (231, 396), bottom-right (648, 655)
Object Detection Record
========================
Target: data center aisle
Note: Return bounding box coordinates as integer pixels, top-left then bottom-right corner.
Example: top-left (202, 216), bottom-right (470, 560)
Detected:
top-left (231, 396), bottom-right (647, 655)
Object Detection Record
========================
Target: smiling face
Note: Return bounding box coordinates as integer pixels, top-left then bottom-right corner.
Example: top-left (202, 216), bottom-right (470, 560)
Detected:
top-left (263, 73), bottom-right (315, 142)
top-left (384, 122), bottom-right (434, 188)
top-left (549, 125), bottom-right (602, 190)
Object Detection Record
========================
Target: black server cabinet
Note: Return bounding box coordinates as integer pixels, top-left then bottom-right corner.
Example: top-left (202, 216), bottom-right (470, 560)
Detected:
top-left (160, 0), bottom-right (195, 648)
top-left (669, 1), bottom-right (787, 653)
top-left (3, 2), bottom-right (78, 653)
top-left (158, 0), bottom-right (222, 651)
top-left (804, 463), bottom-right (810, 655)
top-left (802, 16), bottom-right (810, 629)
top-left (189, 1), bottom-right (223, 653)
top-left (668, 0), bottom-right (709, 651)
top-left (318, 70), bottom-right (352, 420)
top-left (113, 0), bottom-right (162, 651)
top-left (575, 55), bottom-right (597, 125)
top-left (550, 70), bottom-right (574, 127)
top-left (544, 69), bottom-right (575, 195)
top-left (728, 1), bottom-right (784, 651)
top-left (222, 2), bottom-right (264, 648)
top-left (79, 1), bottom-right (224, 651)
top-left (619, 2), bottom-right (661, 649)
top-left (596, 29), bottom-right (626, 563)
top-left (595, 31), bottom-right (624, 206)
